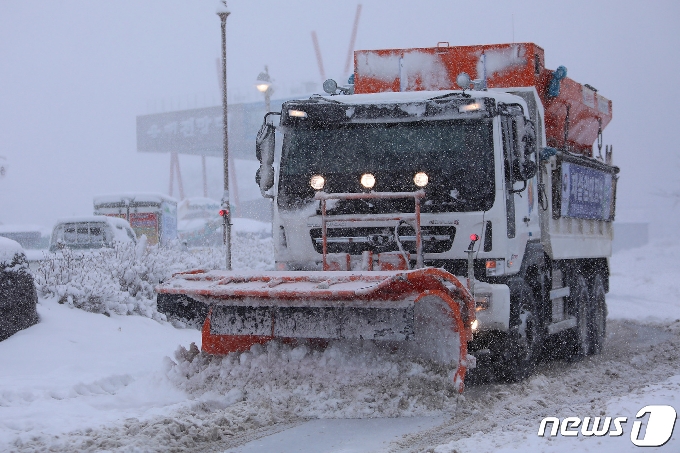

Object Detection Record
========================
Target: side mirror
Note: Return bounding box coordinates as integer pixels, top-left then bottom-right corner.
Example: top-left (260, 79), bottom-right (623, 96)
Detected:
top-left (255, 118), bottom-right (276, 193)
top-left (512, 116), bottom-right (537, 182)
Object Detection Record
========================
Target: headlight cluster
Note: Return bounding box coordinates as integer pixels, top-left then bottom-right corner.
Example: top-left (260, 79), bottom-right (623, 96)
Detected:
top-left (474, 293), bottom-right (491, 311)
top-left (309, 172), bottom-right (430, 190)
top-left (413, 172), bottom-right (428, 187)
top-left (310, 175), bottom-right (325, 190)
top-left (360, 173), bottom-right (376, 189)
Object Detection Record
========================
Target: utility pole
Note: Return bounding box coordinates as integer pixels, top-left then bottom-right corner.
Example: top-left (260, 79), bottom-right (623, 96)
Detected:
top-left (217, 2), bottom-right (232, 270)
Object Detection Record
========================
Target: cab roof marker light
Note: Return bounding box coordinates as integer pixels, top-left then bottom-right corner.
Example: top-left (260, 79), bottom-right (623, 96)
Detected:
top-left (289, 109), bottom-right (308, 118)
top-left (458, 103), bottom-right (481, 113)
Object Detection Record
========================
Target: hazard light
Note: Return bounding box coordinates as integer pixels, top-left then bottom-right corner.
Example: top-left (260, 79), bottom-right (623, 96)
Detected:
top-left (485, 259), bottom-right (504, 276)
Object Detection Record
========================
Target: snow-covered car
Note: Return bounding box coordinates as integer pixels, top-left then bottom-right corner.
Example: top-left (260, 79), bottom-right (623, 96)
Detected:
top-left (49, 216), bottom-right (137, 252)
top-left (0, 237), bottom-right (39, 341)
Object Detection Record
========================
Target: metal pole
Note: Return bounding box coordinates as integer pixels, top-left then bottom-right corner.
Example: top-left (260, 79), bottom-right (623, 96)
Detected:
top-left (321, 198), bottom-right (328, 271)
top-left (218, 6), bottom-right (232, 270)
top-left (415, 195), bottom-right (423, 269)
top-left (201, 155), bottom-right (208, 198)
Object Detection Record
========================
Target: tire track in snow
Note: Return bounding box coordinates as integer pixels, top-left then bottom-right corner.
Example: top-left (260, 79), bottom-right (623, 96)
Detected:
top-left (388, 319), bottom-right (680, 452)
top-left (7, 319), bottom-right (679, 452)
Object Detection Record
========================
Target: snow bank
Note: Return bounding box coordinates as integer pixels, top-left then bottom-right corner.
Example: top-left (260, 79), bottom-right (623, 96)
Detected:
top-left (232, 217), bottom-right (271, 235)
top-left (0, 296), bottom-right (201, 449)
top-left (33, 234), bottom-right (273, 319)
top-left (608, 239), bottom-right (680, 322)
top-left (0, 237), bottom-right (23, 265)
top-left (166, 339), bottom-right (459, 420)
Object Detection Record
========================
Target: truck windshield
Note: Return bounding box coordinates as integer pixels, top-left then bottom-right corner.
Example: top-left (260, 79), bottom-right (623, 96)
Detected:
top-left (280, 119), bottom-right (495, 212)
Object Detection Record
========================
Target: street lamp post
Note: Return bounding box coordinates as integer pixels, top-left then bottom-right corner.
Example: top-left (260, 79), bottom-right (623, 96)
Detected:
top-left (256, 66), bottom-right (272, 113)
top-left (217, 2), bottom-right (232, 270)
top-left (255, 67), bottom-right (274, 233)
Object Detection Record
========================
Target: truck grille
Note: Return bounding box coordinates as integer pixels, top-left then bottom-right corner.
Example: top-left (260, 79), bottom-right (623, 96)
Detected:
top-left (309, 226), bottom-right (455, 255)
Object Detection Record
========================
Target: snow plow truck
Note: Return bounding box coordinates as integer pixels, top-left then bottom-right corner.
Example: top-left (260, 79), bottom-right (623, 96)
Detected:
top-left (157, 42), bottom-right (618, 390)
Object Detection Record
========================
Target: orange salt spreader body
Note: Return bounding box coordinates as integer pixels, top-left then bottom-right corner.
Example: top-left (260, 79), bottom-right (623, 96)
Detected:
top-left (353, 42), bottom-right (612, 157)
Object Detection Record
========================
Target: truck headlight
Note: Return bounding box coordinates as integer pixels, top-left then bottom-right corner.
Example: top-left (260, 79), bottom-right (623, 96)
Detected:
top-left (310, 175), bottom-right (325, 190)
top-left (474, 293), bottom-right (491, 311)
top-left (414, 172), bottom-right (429, 187)
top-left (360, 173), bottom-right (376, 189)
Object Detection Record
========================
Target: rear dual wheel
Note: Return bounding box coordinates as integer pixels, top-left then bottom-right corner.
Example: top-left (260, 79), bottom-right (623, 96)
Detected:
top-left (496, 279), bottom-right (542, 382)
top-left (564, 273), bottom-right (591, 360)
top-left (588, 274), bottom-right (607, 355)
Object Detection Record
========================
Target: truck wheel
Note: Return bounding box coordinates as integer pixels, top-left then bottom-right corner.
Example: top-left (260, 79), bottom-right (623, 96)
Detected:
top-left (497, 279), bottom-right (542, 382)
top-left (588, 274), bottom-right (607, 355)
top-left (565, 273), bottom-right (590, 360)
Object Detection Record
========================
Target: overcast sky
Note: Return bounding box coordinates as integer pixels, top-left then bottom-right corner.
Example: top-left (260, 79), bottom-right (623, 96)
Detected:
top-left (0, 0), bottom-right (678, 234)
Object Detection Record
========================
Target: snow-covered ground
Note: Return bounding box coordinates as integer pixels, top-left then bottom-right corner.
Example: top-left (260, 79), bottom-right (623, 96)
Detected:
top-left (1, 238), bottom-right (679, 452)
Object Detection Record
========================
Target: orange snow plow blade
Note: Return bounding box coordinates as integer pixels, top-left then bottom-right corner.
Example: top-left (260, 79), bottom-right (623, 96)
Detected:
top-left (157, 267), bottom-right (476, 392)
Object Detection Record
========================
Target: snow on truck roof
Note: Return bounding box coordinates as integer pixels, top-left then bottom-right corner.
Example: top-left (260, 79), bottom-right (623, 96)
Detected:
top-left (93, 193), bottom-right (177, 206)
top-left (293, 90), bottom-right (530, 118)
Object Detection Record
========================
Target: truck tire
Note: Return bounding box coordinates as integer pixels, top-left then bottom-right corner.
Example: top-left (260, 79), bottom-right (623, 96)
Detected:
top-left (497, 279), bottom-right (542, 382)
top-left (588, 274), bottom-right (607, 355)
top-left (564, 273), bottom-right (590, 361)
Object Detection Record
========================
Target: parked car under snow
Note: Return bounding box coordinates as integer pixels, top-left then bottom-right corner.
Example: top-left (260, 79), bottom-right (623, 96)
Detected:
top-left (0, 237), bottom-right (39, 341)
top-left (49, 216), bottom-right (136, 252)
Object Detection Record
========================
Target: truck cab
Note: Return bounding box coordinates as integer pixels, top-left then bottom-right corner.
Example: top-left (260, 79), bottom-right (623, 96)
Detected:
top-left (271, 90), bottom-right (536, 270)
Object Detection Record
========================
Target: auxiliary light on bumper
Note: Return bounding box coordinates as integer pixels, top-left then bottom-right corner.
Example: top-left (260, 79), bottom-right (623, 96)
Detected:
top-left (310, 175), bottom-right (325, 190)
top-left (413, 172), bottom-right (428, 187)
